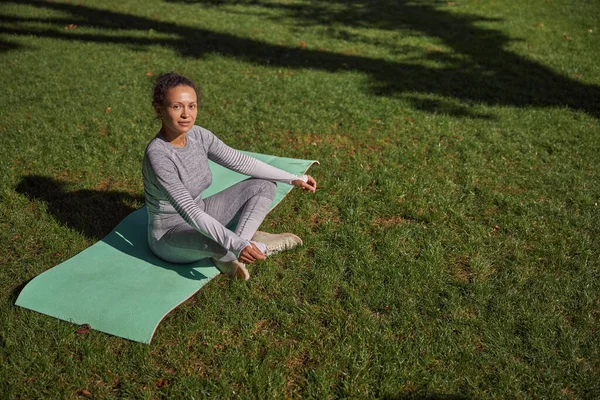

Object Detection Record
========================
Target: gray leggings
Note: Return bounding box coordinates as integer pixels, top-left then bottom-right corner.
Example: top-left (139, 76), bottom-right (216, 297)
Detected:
top-left (150, 178), bottom-right (276, 264)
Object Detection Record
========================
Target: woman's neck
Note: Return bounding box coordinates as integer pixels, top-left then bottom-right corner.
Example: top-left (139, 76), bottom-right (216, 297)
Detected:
top-left (160, 127), bottom-right (187, 148)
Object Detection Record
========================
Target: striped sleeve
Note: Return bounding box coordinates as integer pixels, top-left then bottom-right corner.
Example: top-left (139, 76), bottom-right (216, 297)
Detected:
top-left (203, 130), bottom-right (307, 184)
top-left (147, 151), bottom-right (250, 257)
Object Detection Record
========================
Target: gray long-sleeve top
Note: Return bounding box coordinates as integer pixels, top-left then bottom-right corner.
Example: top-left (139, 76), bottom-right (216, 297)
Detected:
top-left (142, 125), bottom-right (306, 257)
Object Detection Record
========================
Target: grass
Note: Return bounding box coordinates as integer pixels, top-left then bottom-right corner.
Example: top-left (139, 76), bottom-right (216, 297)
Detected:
top-left (1, 0), bottom-right (599, 398)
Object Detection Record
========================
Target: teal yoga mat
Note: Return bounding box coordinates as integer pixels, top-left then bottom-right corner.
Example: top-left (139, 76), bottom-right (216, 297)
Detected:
top-left (16, 152), bottom-right (317, 344)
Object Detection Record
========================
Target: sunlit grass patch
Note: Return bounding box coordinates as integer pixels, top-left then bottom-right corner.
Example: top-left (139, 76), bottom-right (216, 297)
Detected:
top-left (1, 0), bottom-right (599, 398)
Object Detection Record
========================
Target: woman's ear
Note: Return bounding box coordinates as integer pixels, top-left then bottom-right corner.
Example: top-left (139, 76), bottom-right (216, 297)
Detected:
top-left (153, 103), bottom-right (163, 119)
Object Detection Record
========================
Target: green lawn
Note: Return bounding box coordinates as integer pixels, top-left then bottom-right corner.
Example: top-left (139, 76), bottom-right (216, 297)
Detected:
top-left (1, 0), bottom-right (599, 398)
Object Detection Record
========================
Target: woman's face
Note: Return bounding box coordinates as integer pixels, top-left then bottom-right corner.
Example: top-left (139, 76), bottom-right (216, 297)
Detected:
top-left (156, 85), bottom-right (198, 136)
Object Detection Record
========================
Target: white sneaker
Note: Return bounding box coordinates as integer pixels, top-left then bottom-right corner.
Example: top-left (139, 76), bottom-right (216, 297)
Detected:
top-left (251, 231), bottom-right (303, 256)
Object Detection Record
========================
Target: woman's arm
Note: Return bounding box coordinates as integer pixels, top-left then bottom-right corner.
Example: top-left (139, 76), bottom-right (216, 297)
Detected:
top-left (146, 151), bottom-right (251, 257)
top-left (203, 128), bottom-right (314, 187)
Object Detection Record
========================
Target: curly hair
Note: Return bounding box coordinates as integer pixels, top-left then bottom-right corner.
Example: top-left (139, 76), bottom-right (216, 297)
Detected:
top-left (152, 72), bottom-right (199, 106)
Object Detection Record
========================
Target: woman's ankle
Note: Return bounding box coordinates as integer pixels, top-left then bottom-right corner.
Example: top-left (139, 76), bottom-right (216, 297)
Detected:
top-left (211, 259), bottom-right (250, 280)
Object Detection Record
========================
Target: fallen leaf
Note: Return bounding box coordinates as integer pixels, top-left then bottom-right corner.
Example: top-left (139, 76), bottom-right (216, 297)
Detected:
top-left (146, 70), bottom-right (153, 77)
top-left (447, 1), bottom-right (455, 5)
top-left (78, 389), bottom-right (92, 397)
top-left (564, 35), bottom-right (571, 40)
top-left (493, 225), bottom-right (500, 231)
top-left (299, 40), bottom-right (306, 49)
top-left (588, 29), bottom-right (593, 33)
top-left (65, 24), bottom-right (78, 30)
top-left (76, 324), bottom-right (92, 335)
top-left (407, 117), bottom-right (414, 123)
top-left (105, 107), bottom-right (111, 113)
top-left (573, 74), bottom-right (581, 79)
top-left (156, 378), bottom-right (169, 388)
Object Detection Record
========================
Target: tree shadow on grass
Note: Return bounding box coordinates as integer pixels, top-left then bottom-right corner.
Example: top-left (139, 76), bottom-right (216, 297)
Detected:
top-left (0, 37), bottom-right (22, 53)
top-left (1, 0), bottom-right (598, 119)
top-left (164, 0), bottom-right (600, 118)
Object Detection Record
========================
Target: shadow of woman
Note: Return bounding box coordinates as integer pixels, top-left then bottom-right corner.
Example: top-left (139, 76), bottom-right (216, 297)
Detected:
top-left (15, 175), bottom-right (216, 281)
top-left (16, 175), bottom-right (143, 241)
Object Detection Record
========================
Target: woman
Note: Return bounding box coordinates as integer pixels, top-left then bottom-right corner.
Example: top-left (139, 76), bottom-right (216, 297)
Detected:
top-left (142, 72), bottom-right (317, 280)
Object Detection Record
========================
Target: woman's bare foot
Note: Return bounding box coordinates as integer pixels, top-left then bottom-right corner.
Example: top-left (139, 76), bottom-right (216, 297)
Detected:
top-left (211, 259), bottom-right (250, 280)
top-left (251, 231), bottom-right (303, 256)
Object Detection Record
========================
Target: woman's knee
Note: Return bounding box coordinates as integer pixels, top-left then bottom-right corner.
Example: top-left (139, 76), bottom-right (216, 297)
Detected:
top-left (254, 179), bottom-right (277, 200)
top-left (151, 230), bottom-right (227, 263)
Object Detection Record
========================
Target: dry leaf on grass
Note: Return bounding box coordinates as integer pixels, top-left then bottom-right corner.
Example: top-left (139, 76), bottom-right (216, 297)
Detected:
top-left (156, 378), bottom-right (169, 388)
top-left (75, 324), bottom-right (92, 335)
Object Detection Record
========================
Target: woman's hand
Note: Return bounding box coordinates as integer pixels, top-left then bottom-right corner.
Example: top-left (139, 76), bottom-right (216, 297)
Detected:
top-left (238, 243), bottom-right (266, 264)
top-left (292, 175), bottom-right (317, 193)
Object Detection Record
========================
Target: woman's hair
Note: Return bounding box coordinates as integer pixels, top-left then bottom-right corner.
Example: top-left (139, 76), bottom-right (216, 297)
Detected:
top-left (152, 72), bottom-right (199, 106)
